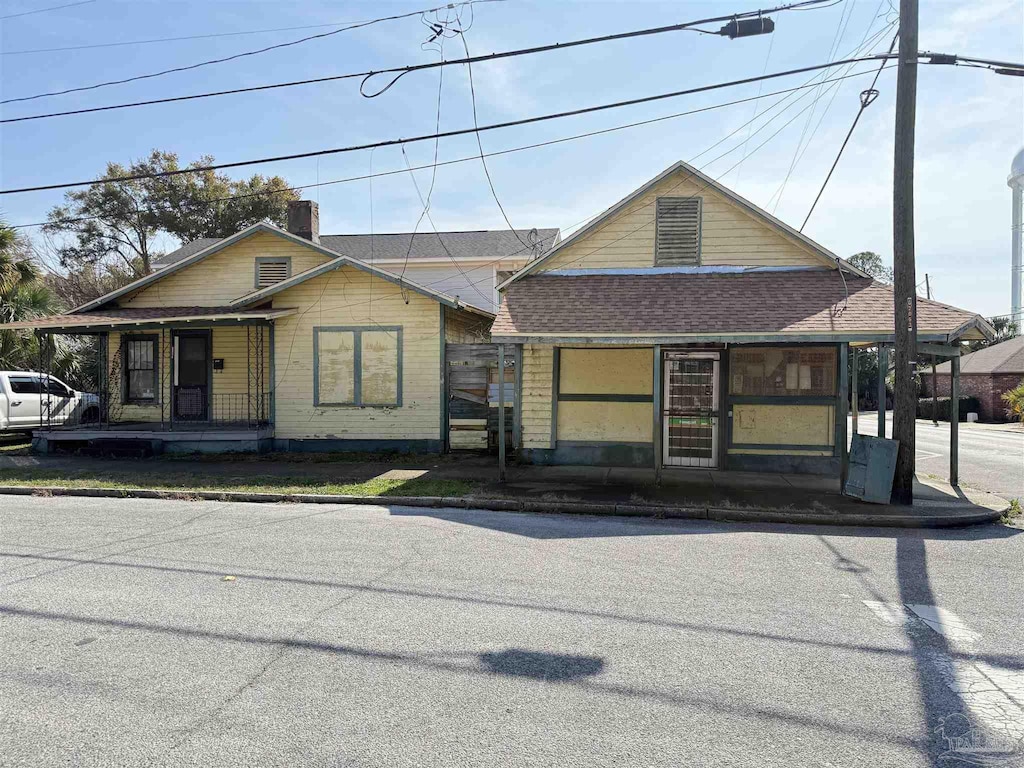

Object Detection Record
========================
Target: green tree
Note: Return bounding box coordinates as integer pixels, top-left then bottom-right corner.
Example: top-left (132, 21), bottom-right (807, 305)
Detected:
top-left (43, 149), bottom-right (300, 278)
top-left (0, 223), bottom-right (57, 372)
top-left (848, 251), bottom-right (894, 283)
top-left (967, 315), bottom-right (1018, 352)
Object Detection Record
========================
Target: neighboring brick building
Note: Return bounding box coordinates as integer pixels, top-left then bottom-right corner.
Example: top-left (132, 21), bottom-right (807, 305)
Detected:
top-left (921, 335), bottom-right (1024, 422)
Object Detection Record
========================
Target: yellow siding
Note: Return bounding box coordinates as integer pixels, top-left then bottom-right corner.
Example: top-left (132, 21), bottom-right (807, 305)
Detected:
top-left (107, 330), bottom-right (170, 423)
top-left (521, 344), bottom-right (553, 449)
top-left (557, 401), bottom-right (652, 442)
top-left (730, 404), bottom-right (835, 447)
top-left (270, 266), bottom-right (442, 441)
top-left (444, 305), bottom-right (492, 343)
top-left (540, 170), bottom-right (826, 271)
top-left (559, 348), bottom-right (652, 394)
top-left (125, 231), bottom-right (332, 307)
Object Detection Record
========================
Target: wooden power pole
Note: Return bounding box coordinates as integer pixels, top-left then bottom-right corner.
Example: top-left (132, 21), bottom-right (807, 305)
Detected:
top-left (892, 0), bottom-right (919, 504)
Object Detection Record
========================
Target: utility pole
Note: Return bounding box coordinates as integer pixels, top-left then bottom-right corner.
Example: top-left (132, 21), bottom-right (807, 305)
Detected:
top-left (892, 0), bottom-right (919, 505)
top-left (926, 273), bottom-right (938, 426)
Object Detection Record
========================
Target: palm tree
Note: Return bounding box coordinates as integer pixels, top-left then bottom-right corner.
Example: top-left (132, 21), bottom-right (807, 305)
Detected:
top-left (0, 223), bottom-right (57, 371)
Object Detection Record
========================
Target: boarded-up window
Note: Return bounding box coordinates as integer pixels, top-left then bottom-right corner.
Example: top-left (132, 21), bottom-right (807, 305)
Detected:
top-left (729, 347), bottom-right (836, 397)
top-left (314, 326), bottom-right (402, 407)
top-left (655, 197), bottom-right (701, 265)
top-left (123, 335), bottom-right (158, 402)
top-left (255, 257), bottom-right (291, 288)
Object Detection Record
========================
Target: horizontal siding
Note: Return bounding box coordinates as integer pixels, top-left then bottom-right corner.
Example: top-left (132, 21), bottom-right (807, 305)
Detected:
top-left (126, 232), bottom-right (332, 307)
top-left (540, 171), bottom-right (825, 271)
top-left (270, 266), bottom-right (442, 441)
top-left (444, 305), bottom-right (492, 343)
top-left (521, 344), bottom-right (553, 449)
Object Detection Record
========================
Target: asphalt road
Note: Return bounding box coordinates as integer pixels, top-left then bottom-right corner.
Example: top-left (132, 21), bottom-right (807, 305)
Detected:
top-left (2, 496), bottom-right (1023, 767)
top-left (852, 414), bottom-right (1024, 498)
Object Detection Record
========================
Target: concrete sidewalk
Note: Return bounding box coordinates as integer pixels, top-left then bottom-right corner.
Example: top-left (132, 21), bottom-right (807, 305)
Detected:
top-left (0, 451), bottom-right (1010, 527)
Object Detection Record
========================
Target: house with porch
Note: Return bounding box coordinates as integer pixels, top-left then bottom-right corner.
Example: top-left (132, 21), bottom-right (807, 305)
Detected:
top-left (5, 201), bottom-right (506, 454)
top-left (491, 161), bottom-right (994, 479)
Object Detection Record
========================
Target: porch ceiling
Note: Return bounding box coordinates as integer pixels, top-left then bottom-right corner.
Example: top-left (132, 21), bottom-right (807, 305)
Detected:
top-left (0, 306), bottom-right (296, 333)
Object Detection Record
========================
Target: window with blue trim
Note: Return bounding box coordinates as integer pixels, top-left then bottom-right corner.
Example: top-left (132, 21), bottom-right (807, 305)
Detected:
top-left (314, 326), bottom-right (402, 407)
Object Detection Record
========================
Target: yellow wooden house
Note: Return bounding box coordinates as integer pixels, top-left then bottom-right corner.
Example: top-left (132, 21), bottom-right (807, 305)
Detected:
top-left (492, 161), bottom-right (994, 477)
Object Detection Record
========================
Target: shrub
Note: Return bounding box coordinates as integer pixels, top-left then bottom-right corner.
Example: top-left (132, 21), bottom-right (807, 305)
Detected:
top-left (1002, 380), bottom-right (1024, 422)
top-left (917, 395), bottom-right (981, 421)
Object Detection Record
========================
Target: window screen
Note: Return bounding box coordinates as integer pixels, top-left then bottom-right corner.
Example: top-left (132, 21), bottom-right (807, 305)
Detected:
top-left (655, 197), bottom-right (701, 265)
top-left (729, 347), bottom-right (836, 397)
top-left (256, 258), bottom-right (291, 288)
top-left (124, 336), bottom-right (158, 402)
top-left (315, 327), bottom-right (401, 407)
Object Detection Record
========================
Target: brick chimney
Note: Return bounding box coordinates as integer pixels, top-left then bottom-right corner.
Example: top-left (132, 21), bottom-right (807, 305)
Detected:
top-left (287, 200), bottom-right (319, 244)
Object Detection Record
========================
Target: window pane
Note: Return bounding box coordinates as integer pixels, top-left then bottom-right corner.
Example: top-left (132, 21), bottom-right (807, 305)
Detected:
top-left (45, 379), bottom-right (71, 397)
top-left (360, 330), bottom-right (399, 405)
top-left (317, 331), bottom-right (355, 404)
top-left (129, 370), bottom-right (156, 400)
top-left (729, 347), bottom-right (836, 397)
top-left (9, 376), bottom-right (41, 394)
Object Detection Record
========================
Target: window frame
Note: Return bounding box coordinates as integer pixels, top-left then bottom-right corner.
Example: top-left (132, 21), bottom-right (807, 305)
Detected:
top-left (121, 333), bottom-right (160, 405)
top-left (254, 256), bottom-right (292, 289)
top-left (313, 325), bottom-right (403, 408)
top-left (654, 196), bottom-right (703, 266)
top-left (727, 345), bottom-right (838, 401)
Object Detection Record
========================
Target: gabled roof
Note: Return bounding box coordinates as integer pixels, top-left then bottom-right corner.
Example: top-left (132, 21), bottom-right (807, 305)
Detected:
top-left (932, 334), bottom-right (1024, 374)
top-left (491, 271), bottom-right (993, 343)
top-left (498, 160), bottom-right (869, 289)
top-left (153, 229), bottom-right (560, 269)
top-left (230, 253), bottom-right (494, 317)
top-left (74, 222), bottom-right (491, 318)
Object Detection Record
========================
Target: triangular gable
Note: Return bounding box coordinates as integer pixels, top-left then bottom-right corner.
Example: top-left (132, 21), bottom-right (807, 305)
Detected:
top-left (230, 252), bottom-right (494, 318)
top-left (499, 161), bottom-right (869, 289)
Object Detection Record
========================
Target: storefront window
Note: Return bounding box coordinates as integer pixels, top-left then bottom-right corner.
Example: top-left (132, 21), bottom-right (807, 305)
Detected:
top-left (729, 347), bottom-right (836, 397)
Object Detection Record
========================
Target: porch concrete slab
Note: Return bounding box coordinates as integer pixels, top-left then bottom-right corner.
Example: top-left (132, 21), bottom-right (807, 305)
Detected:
top-left (707, 470), bottom-right (793, 489)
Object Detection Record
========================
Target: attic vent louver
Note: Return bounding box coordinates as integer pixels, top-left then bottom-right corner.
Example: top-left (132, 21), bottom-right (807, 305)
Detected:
top-left (655, 197), bottom-right (702, 266)
top-left (255, 257), bottom-right (291, 288)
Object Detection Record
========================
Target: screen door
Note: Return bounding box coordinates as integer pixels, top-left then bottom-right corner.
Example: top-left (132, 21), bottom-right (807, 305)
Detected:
top-left (663, 352), bottom-right (720, 468)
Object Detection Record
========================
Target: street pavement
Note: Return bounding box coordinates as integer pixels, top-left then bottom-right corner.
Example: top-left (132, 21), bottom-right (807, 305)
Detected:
top-left (1, 495), bottom-right (1023, 767)
top-left (852, 414), bottom-right (1023, 498)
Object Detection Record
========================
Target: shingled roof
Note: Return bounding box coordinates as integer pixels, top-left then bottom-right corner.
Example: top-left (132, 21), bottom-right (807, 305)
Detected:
top-left (0, 306), bottom-right (296, 332)
top-left (492, 271), bottom-right (991, 342)
top-left (931, 334), bottom-right (1024, 374)
top-left (154, 229), bottom-right (559, 269)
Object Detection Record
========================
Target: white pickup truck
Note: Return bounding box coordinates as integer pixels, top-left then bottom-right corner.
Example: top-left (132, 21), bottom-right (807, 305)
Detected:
top-left (0, 371), bottom-right (100, 434)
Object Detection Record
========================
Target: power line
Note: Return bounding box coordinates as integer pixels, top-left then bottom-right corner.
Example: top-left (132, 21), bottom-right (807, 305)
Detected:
top-left (0, 0), bottom-right (93, 20)
top-left (0, 53), bottom-right (893, 196)
top-left (2, 0), bottom-right (837, 120)
top-left (1, 0), bottom-right (499, 105)
top-left (8, 66), bottom-right (890, 232)
top-left (800, 32), bottom-right (897, 230)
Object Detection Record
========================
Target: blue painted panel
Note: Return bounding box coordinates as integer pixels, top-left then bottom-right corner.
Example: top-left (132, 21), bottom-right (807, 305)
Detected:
top-left (843, 434), bottom-right (899, 504)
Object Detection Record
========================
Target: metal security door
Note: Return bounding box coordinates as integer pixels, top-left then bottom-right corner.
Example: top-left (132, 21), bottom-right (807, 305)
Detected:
top-left (663, 352), bottom-right (719, 468)
top-left (174, 332), bottom-right (210, 421)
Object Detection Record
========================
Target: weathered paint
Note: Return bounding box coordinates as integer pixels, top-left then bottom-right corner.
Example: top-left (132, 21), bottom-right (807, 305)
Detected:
top-left (443, 304), bottom-right (492, 342)
top-left (557, 401), bottom-right (653, 442)
top-left (537, 169), bottom-right (827, 272)
top-left (270, 266), bottom-right (442, 441)
top-left (558, 348), bottom-right (653, 395)
top-left (124, 231), bottom-right (332, 308)
top-left (729, 404), bottom-right (836, 449)
top-left (520, 344), bottom-right (554, 449)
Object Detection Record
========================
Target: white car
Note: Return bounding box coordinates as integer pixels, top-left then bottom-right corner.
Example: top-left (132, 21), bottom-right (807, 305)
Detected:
top-left (0, 371), bottom-right (100, 433)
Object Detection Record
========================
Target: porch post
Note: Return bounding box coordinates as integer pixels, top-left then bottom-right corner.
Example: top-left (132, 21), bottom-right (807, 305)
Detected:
top-left (513, 343), bottom-right (523, 453)
top-left (497, 343), bottom-right (506, 483)
top-left (877, 344), bottom-right (888, 439)
top-left (851, 347), bottom-right (859, 436)
top-left (950, 354), bottom-right (960, 486)
top-left (653, 345), bottom-right (662, 485)
top-left (838, 343), bottom-right (849, 486)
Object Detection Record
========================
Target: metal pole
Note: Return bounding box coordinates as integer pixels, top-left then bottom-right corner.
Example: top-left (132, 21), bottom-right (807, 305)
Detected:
top-left (877, 345), bottom-right (888, 439)
top-left (838, 343), bottom-right (850, 487)
top-left (851, 347), bottom-right (859, 435)
top-left (950, 355), bottom-right (960, 486)
top-left (891, 0), bottom-right (919, 504)
top-left (497, 343), bottom-right (506, 483)
top-left (653, 345), bottom-right (663, 485)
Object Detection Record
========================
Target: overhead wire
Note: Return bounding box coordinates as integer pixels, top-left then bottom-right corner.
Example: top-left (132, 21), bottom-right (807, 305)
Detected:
top-left (2, 0), bottom-right (840, 118)
top-left (0, 52), bottom-right (896, 195)
top-left (0, 0), bottom-right (93, 20)
top-left (10, 65), bottom-right (893, 231)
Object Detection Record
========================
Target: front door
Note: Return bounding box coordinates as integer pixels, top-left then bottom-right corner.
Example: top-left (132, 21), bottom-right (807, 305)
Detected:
top-left (174, 333), bottom-right (210, 421)
top-left (663, 352), bottom-right (720, 468)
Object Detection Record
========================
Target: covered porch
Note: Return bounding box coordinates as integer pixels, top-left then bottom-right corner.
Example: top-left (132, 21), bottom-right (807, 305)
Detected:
top-left (13, 306), bottom-right (293, 454)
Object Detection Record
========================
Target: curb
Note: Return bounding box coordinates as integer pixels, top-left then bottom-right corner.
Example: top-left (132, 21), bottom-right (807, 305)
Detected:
top-left (0, 485), bottom-right (1005, 528)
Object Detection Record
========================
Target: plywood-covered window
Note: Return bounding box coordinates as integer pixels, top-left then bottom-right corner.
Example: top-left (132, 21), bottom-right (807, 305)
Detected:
top-left (729, 347), bottom-right (836, 397)
top-left (655, 197), bottom-right (702, 265)
top-left (314, 326), bottom-right (402, 407)
top-left (255, 257), bottom-right (291, 288)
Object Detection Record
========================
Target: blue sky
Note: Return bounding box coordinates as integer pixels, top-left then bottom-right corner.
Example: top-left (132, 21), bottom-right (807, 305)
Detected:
top-left (1, 0), bottom-right (1022, 317)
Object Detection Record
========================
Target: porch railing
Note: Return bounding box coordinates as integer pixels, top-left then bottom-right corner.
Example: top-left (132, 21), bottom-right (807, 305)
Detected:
top-left (40, 391), bottom-right (272, 431)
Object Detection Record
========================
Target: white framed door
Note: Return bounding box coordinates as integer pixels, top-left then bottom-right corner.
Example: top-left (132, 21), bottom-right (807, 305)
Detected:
top-left (663, 351), bottom-right (720, 468)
